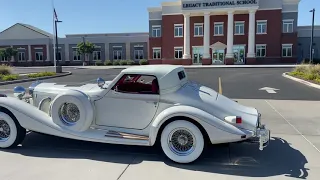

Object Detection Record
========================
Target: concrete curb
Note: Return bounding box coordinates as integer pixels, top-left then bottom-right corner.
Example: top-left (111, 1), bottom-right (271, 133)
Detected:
top-left (72, 64), bottom-right (300, 70)
top-left (282, 72), bottom-right (320, 90)
top-left (0, 71), bottom-right (72, 86)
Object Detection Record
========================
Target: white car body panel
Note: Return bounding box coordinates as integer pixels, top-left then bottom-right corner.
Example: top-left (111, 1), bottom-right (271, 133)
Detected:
top-left (0, 65), bottom-right (269, 152)
top-left (95, 90), bottom-right (159, 129)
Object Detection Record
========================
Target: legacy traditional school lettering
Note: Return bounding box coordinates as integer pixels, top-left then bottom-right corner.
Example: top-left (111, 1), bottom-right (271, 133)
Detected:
top-left (183, 0), bottom-right (258, 8)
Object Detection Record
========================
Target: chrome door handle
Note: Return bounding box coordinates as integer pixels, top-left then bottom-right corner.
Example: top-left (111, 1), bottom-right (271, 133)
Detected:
top-left (145, 101), bottom-right (157, 105)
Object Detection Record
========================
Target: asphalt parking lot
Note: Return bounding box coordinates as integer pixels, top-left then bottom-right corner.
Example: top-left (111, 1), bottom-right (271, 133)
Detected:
top-left (2, 66), bottom-right (320, 100)
top-left (1, 67), bottom-right (320, 180)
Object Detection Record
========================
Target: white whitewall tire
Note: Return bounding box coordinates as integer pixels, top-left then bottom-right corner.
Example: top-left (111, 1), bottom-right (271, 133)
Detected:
top-left (0, 111), bottom-right (26, 148)
top-left (160, 120), bottom-right (204, 164)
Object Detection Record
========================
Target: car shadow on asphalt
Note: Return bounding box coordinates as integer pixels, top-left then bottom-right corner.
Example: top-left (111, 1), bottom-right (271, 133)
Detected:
top-left (1, 133), bottom-right (309, 179)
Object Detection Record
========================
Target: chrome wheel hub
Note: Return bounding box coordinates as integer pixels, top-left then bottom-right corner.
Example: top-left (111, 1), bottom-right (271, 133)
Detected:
top-left (168, 128), bottom-right (196, 156)
top-left (0, 120), bottom-right (10, 141)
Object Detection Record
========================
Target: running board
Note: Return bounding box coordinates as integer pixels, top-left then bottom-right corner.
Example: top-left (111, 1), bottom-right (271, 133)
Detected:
top-left (105, 130), bottom-right (149, 140)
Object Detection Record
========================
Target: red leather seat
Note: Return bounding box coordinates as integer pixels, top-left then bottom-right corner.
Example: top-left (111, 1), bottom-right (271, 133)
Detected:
top-left (151, 79), bottom-right (159, 94)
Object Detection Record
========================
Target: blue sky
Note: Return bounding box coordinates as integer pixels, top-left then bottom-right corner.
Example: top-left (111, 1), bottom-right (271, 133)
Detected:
top-left (0, 0), bottom-right (318, 37)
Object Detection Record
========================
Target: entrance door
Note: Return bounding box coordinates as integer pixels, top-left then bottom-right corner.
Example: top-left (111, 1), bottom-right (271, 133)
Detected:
top-left (212, 49), bottom-right (225, 64)
top-left (192, 47), bottom-right (203, 64)
top-left (233, 45), bottom-right (246, 64)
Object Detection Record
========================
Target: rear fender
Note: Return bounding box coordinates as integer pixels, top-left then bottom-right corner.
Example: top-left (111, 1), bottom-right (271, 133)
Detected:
top-left (149, 105), bottom-right (248, 145)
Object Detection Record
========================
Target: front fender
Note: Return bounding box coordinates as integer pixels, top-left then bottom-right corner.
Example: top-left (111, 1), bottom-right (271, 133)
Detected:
top-left (149, 105), bottom-right (249, 145)
top-left (0, 96), bottom-right (63, 132)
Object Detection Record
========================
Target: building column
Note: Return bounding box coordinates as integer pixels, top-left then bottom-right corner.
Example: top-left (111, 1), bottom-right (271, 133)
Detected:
top-left (183, 13), bottom-right (191, 59)
top-left (46, 43), bottom-right (50, 61)
top-left (28, 45), bottom-right (32, 62)
top-left (126, 42), bottom-right (131, 60)
top-left (203, 12), bottom-right (210, 60)
top-left (247, 9), bottom-right (256, 62)
top-left (65, 43), bottom-right (69, 61)
top-left (225, 11), bottom-right (234, 65)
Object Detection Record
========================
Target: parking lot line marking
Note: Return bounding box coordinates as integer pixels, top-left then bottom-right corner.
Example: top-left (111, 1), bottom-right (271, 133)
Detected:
top-left (218, 77), bottom-right (222, 94)
top-left (265, 100), bottom-right (320, 153)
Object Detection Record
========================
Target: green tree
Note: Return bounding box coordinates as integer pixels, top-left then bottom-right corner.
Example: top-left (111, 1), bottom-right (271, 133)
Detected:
top-left (5, 47), bottom-right (18, 62)
top-left (0, 48), bottom-right (8, 62)
top-left (0, 47), bottom-right (18, 62)
top-left (76, 41), bottom-right (95, 65)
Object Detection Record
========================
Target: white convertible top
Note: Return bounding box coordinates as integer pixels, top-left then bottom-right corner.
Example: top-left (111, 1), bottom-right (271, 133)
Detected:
top-left (121, 65), bottom-right (188, 92)
top-left (121, 65), bottom-right (182, 77)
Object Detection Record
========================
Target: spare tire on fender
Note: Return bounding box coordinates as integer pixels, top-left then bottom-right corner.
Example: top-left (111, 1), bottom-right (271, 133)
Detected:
top-left (50, 90), bottom-right (94, 132)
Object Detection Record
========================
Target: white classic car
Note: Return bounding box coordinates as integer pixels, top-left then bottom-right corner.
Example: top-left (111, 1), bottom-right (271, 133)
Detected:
top-left (0, 65), bottom-right (270, 163)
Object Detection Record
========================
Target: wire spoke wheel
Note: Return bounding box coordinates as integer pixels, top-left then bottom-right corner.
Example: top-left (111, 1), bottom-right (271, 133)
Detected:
top-left (0, 120), bottom-right (11, 142)
top-left (59, 102), bottom-right (80, 125)
top-left (168, 128), bottom-right (196, 156)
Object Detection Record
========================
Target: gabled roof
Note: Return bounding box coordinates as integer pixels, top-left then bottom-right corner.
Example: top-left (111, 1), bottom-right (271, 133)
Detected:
top-left (0, 23), bottom-right (53, 38)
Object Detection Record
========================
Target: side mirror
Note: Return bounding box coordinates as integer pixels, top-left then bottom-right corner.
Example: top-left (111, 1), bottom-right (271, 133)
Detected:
top-left (13, 86), bottom-right (26, 100)
top-left (97, 77), bottom-right (105, 88)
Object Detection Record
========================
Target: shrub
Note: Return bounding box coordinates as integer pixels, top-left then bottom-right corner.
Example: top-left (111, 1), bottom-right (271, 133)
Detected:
top-left (309, 64), bottom-right (320, 75)
top-left (289, 64), bottom-right (320, 83)
top-left (127, 60), bottom-right (135, 65)
top-left (119, 60), bottom-right (127, 65)
top-left (139, 59), bottom-right (148, 65)
top-left (0, 65), bottom-right (12, 75)
top-left (95, 60), bottom-right (103, 66)
top-left (113, 60), bottom-right (120, 66)
top-left (104, 60), bottom-right (112, 66)
top-left (28, 71), bottom-right (56, 78)
top-left (1, 74), bottom-right (18, 81)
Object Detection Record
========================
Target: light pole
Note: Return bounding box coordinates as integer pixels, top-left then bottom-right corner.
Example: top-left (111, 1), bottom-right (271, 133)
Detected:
top-left (309, 8), bottom-right (315, 63)
top-left (54, 19), bottom-right (62, 73)
top-left (82, 36), bottom-right (86, 66)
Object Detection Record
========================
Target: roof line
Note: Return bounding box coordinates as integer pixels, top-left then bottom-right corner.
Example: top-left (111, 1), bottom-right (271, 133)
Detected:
top-left (18, 23), bottom-right (52, 38)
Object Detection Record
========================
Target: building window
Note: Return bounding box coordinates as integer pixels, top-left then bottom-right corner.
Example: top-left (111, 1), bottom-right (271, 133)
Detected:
top-left (256, 45), bottom-right (266, 57)
top-left (73, 50), bottom-right (81, 61)
top-left (283, 19), bottom-right (294, 33)
top-left (235, 21), bottom-right (245, 35)
top-left (1, 56), bottom-right (7, 62)
top-left (153, 48), bottom-right (161, 59)
top-left (174, 47), bottom-right (183, 59)
top-left (134, 50), bottom-right (144, 59)
top-left (152, 25), bottom-right (161, 37)
top-left (18, 52), bottom-right (25, 61)
top-left (56, 51), bottom-right (62, 61)
top-left (214, 22), bottom-right (224, 36)
top-left (93, 51), bottom-right (101, 61)
top-left (113, 50), bottom-right (122, 60)
top-left (257, 20), bottom-right (267, 34)
top-left (194, 23), bottom-right (203, 36)
top-left (282, 44), bottom-right (292, 57)
top-left (174, 24), bottom-right (183, 37)
top-left (35, 52), bottom-right (43, 61)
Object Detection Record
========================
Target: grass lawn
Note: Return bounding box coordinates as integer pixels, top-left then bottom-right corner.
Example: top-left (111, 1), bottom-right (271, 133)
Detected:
top-left (0, 65), bottom-right (57, 82)
top-left (288, 64), bottom-right (320, 85)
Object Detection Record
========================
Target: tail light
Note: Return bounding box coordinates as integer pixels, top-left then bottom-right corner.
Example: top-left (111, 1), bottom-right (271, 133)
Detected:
top-left (236, 116), bottom-right (242, 124)
top-left (224, 116), bottom-right (242, 124)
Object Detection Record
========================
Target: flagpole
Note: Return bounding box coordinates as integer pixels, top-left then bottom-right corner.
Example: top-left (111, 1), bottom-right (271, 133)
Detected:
top-left (52, 0), bottom-right (56, 67)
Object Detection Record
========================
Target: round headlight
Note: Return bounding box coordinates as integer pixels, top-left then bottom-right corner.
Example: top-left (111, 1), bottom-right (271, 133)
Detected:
top-left (29, 81), bottom-right (42, 96)
top-left (13, 86), bottom-right (26, 99)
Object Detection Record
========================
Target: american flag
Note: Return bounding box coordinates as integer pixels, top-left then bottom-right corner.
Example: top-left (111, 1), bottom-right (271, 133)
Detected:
top-left (53, 8), bottom-right (58, 20)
